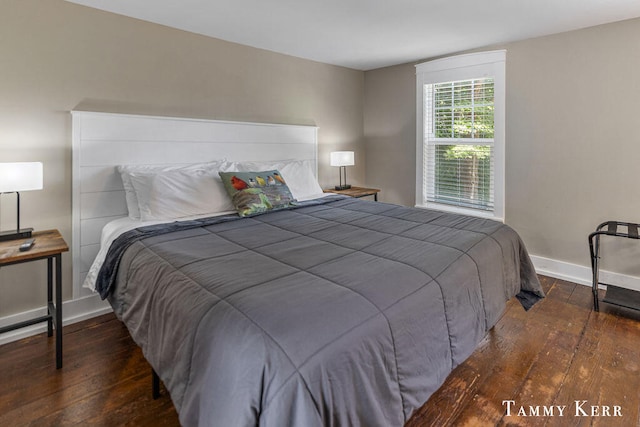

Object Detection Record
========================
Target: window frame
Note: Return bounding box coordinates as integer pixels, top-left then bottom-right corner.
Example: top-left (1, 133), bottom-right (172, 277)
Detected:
top-left (415, 50), bottom-right (506, 221)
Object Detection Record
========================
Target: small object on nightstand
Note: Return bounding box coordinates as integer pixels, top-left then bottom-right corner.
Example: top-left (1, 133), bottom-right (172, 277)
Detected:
top-left (324, 186), bottom-right (380, 201)
top-left (19, 238), bottom-right (35, 252)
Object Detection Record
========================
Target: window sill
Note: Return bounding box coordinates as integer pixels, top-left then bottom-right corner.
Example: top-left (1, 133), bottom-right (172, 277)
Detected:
top-left (414, 202), bottom-right (504, 223)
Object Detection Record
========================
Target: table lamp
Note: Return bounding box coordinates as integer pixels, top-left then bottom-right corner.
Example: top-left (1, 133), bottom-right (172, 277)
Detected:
top-left (0, 162), bottom-right (44, 241)
top-left (330, 151), bottom-right (354, 190)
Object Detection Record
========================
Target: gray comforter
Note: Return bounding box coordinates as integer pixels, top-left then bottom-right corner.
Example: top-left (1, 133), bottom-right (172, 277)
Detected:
top-left (101, 196), bottom-right (543, 426)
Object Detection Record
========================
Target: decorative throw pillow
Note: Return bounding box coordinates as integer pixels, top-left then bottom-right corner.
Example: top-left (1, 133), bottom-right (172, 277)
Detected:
top-left (219, 170), bottom-right (296, 217)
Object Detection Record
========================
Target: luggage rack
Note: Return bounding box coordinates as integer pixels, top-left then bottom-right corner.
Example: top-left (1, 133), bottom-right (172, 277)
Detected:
top-left (588, 221), bottom-right (640, 312)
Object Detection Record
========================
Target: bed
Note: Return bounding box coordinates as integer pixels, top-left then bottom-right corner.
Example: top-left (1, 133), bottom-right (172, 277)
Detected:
top-left (72, 112), bottom-right (544, 426)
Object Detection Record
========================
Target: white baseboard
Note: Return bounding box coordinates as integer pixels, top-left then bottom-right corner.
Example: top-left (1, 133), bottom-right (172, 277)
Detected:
top-left (0, 294), bottom-right (112, 346)
top-left (530, 254), bottom-right (640, 292)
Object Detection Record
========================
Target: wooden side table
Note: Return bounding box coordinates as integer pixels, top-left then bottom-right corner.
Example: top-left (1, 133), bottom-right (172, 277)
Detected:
top-left (324, 186), bottom-right (381, 201)
top-left (0, 229), bottom-right (69, 368)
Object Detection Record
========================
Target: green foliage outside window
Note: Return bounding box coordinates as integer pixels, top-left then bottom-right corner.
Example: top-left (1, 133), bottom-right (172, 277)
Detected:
top-left (434, 145), bottom-right (492, 207)
top-left (430, 79), bottom-right (494, 208)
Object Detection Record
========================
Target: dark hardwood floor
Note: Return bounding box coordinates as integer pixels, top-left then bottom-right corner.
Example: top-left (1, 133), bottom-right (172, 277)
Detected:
top-left (1, 276), bottom-right (639, 426)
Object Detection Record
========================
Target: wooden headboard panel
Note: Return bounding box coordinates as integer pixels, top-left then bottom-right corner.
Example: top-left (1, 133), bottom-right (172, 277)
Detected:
top-left (71, 111), bottom-right (318, 298)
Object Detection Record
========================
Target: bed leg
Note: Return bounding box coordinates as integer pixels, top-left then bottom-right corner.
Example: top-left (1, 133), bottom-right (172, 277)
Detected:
top-left (152, 368), bottom-right (160, 399)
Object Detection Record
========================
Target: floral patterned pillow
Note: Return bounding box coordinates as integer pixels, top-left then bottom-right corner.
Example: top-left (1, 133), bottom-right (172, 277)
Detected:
top-left (219, 170), bottom-right (296, 217)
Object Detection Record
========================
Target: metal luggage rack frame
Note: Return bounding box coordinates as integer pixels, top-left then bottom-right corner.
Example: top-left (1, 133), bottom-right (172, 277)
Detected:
top-left (588, 220), bottom-right (640, 312)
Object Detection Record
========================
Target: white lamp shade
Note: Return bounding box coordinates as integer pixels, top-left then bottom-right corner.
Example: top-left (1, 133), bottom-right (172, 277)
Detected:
top-left (0, 162), bottom-right (44, 193)
top-left (330, 151), bottom-right (355, 167)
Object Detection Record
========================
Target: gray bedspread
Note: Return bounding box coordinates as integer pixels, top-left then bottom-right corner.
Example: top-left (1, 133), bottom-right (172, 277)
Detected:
top-left (101, 196), bottom-right (544, 426)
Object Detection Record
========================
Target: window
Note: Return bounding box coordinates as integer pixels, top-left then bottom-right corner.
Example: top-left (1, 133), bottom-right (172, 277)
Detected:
top-left (416, 50), bottom-right (505, 220)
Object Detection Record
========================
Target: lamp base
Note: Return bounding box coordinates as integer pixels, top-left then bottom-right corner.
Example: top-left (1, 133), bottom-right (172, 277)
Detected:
top-left (334, 185), bottom-right (352, 190)
top-left (0, 228), bottom-right (33, 242)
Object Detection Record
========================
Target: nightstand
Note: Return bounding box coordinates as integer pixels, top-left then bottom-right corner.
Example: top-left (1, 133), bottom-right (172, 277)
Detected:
top-left (0, 229), bottom-right (68, 368)
top-left (324, 186), bottom-right (380, 201)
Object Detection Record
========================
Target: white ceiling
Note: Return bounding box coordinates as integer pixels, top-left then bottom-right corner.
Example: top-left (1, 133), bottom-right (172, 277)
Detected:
top-left (65, 0), bottom-right (640, 70)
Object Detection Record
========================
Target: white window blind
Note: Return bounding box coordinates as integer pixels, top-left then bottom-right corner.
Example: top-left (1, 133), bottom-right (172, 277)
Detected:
top-left (423, 79), bottom-right (495, 211)
top-left (416, 50), bottom-right (505, 220)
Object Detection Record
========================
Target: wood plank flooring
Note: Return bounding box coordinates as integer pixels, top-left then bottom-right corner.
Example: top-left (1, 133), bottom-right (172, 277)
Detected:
top-left (0, 276), bottom-right (638, 426)
top-left (407, 276), bottom-right (640, 427)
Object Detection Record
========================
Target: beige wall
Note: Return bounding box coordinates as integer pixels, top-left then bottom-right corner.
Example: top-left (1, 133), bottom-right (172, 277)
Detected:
top-left (364, 18), bottom-right (640, 274)
top-left (363, 65), bottom-right (416, 206)
top-left (0, 0), bottom-right (364, 318)
top-left (5, 1), bottom-right (640, 321)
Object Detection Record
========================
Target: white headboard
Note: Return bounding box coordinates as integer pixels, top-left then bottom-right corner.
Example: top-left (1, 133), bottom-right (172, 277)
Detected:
top-left (71, 111), bottom-right (318, 299)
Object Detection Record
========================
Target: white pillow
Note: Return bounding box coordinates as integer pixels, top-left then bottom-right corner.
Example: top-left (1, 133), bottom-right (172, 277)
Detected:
top-left (118, 160), bottom-right (228, 219)
top-left (130, 169), bottom-right (234, 220)
top-left (236, 159), bottom-right (323, 200)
